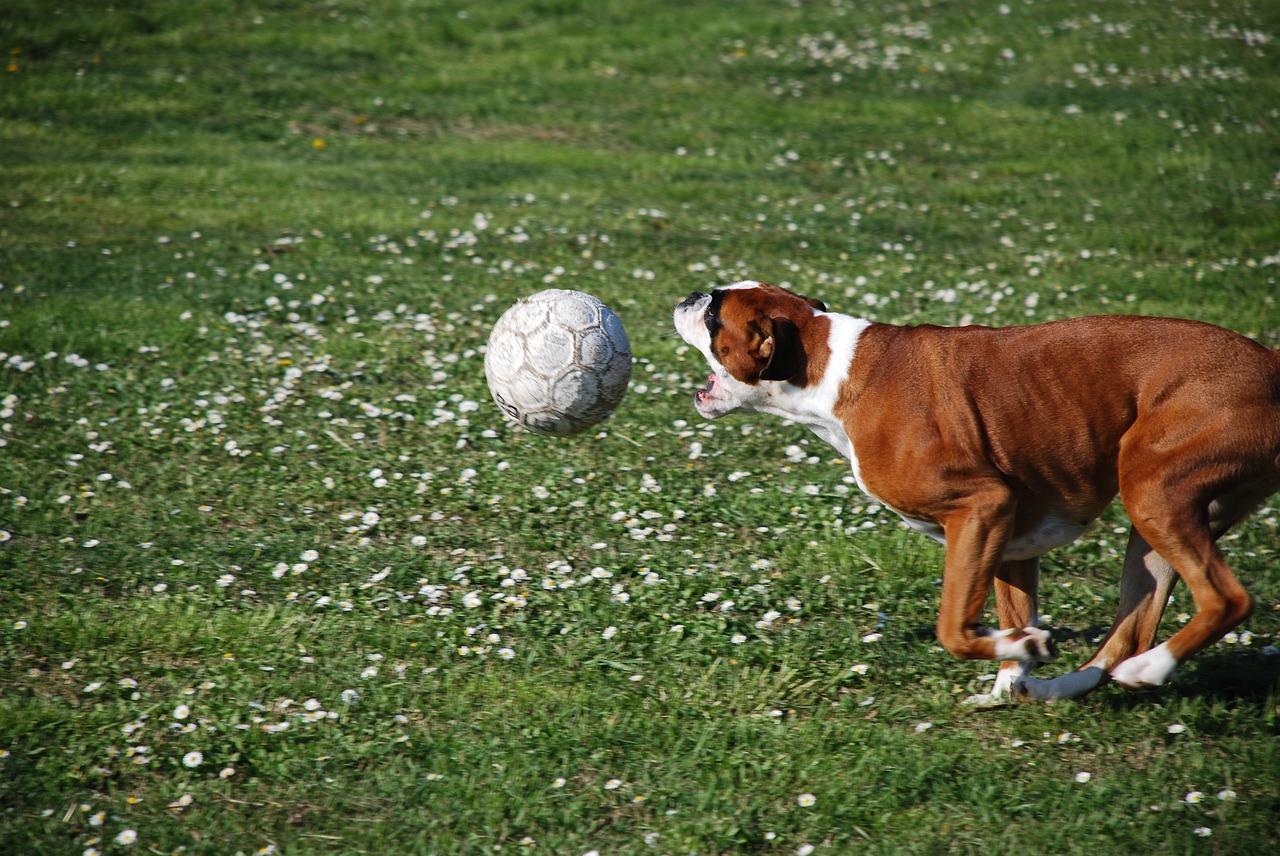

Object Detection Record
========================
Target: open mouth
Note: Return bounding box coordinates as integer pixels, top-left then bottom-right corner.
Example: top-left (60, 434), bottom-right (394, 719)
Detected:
top-left (694, 373), bottom-right (717, 404)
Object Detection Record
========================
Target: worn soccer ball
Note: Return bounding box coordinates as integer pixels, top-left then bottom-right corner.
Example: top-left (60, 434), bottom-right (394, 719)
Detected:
top-left (484, 289), bottom-right (632, 436)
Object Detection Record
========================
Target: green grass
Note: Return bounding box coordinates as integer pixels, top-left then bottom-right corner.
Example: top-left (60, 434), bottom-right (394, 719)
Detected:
top-left (2, 1), bottom-right (1279, 853)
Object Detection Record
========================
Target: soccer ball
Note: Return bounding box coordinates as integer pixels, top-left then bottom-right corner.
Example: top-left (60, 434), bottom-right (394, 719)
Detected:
top-left (484, 289), bottom-right (632, 436)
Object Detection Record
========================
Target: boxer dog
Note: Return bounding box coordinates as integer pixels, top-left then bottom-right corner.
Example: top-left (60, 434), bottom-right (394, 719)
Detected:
top-left (675, 281), bottom-right (1280, 702)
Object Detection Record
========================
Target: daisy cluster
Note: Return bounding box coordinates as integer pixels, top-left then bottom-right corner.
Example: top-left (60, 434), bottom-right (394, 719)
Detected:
top-left (724, 0), bottom-right (1273, 121)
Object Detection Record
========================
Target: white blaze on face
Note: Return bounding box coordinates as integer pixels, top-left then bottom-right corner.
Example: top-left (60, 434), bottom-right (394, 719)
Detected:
top-left (673, 288), bottom-right (753, 418)
top-left (673, 291), bottom-right (714, 356)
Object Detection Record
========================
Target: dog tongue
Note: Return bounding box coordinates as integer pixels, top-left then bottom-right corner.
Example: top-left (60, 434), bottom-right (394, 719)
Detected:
top-left (695, 373), bottom-right (716, 402)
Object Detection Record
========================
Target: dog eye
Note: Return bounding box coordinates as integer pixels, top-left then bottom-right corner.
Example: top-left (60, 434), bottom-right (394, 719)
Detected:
top-left (704, 310), bottom-right (720, 335)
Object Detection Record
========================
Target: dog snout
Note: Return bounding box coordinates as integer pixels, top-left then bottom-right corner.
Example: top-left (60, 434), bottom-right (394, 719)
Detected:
top-left (679, 290), bottom-right (709, 309)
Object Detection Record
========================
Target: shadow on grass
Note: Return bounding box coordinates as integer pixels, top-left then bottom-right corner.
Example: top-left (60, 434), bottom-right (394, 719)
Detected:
top-left (1044, 624), bottom-right (1280, 712)
top-left (1103, 651), bottom-right (1280, 716)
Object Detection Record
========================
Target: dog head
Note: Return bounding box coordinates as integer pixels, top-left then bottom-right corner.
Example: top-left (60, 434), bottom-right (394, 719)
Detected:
top-left (673, 281), bottom-right (827, 419)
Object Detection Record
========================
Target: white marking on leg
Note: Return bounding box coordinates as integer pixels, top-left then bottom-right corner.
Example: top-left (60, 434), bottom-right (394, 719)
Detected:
top-left (962, 663), bottom-right (1031, 707)
top-left (1110, 642), bottom-right (1179, 689)
top-left (991, 626), bottom-right (1055, 663)
top-left (991, 665), bottom-right (1022, 699)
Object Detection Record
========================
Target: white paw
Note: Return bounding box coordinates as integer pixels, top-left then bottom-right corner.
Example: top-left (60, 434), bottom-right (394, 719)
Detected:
top-left (992, 626), bottom-right (1058, 664)
top-left (1111, 643), bottom-right (1178, 689)
top-left (961, 690), bottom-right (1009, 708)
top-left (991, 665), bottom-right (1024, 699)
top-left (962, 664), bottom-right (1027, 707)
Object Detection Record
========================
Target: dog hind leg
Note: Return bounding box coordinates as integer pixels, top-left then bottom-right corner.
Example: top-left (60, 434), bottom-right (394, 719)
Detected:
top-left (1015, 487), bottom-right (1269, 701)
top-left (1013, 528), bottom-right (1175, 702)
top-left (1110, 496), bottom-right (1253, 689)
top-left (1084, 528), bottom-right (1179, 674)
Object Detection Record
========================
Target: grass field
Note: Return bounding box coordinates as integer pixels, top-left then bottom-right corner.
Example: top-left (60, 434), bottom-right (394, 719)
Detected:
top-left (2, 1), bottom-right (1279, 853)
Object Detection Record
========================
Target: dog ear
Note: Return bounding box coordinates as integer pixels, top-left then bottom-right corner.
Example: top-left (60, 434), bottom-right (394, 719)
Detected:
top-left (756, 315), bottom-right (806, 382)
top-left (803, 296), bottom-right (827, 313)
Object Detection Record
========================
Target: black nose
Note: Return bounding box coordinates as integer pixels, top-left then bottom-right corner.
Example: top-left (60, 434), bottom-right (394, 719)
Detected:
top-left (679, 290), bottom-right (708, 308)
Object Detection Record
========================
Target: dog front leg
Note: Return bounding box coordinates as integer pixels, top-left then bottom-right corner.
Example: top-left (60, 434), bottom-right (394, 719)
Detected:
top-left (935, 493), bottom-right (1054, 666)
top-left (963, 558), bottom-right (1046, 706)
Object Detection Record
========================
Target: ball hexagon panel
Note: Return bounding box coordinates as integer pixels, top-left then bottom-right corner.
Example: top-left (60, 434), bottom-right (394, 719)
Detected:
top-left (548, 290), bottom-right (601, 331)
top-left (501, 297), bottom-right (551, 336)
top-left (484, 332), bottom-right (530, 381)
top-left (523, 325), bottom-right (576, 379)
top-left (551, 368), bottom-right (599, 416)
top-left (575, 327), bottom-right (617, 368)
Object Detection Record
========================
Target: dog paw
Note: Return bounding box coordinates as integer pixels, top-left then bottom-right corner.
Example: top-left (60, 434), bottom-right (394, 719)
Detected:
top-left (962, 665), bottom-right (1026, 707)
top-left (1025, 626), bottom-right (1059, 663)
top-left (961, 690), bottom-right (1010, 708)
top-left (1111, 643), bottom-right (1178, 690)
top-left (965, 674), bottom-right (1053, 705)
top-left (993, 626), bottom-right (1057, 664)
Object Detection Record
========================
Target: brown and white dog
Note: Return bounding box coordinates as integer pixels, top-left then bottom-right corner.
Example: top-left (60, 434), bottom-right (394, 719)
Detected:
top-left (675, 281), bottom-right (1280, 703)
